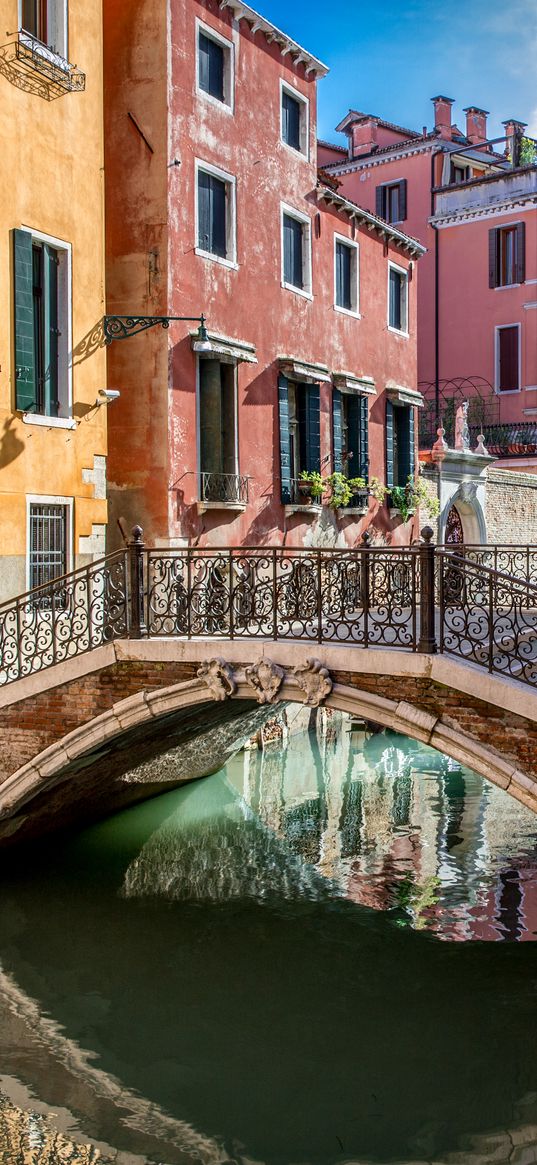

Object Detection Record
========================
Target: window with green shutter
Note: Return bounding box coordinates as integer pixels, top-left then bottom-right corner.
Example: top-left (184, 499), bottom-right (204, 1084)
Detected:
top-left (13, 228), bottom-right (68, 417)
top-left (386, 399), bottom-right (415, 489)
top-left (279, 379), bottom-right (320, 503)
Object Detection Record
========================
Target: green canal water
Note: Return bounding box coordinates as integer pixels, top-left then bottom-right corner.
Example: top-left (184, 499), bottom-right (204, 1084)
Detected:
top-left (1, 712), bottom-right (537, 1165)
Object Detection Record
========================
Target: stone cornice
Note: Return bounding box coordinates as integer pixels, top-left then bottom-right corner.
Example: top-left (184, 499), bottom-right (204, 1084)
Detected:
top-left (317, 185), bottom-right (426, 257)
top-left (431, 194), bottom-right (537, 228)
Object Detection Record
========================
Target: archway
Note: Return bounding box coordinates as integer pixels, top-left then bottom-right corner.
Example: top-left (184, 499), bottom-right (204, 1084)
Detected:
top-left (439, 484), bottom-right (487, 545)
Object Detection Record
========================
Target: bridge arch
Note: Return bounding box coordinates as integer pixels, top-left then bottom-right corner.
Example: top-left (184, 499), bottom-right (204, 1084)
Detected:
top-left (1, 639), bottom-right (537, 844)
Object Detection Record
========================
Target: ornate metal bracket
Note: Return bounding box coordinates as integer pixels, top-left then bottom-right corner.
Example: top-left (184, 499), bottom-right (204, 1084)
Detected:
top-left (103, 314), bottom-right (208, 345)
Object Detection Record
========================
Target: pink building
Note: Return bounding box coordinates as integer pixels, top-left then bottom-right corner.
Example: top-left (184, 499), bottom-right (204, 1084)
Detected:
top-left (103, 0), bottom-right (425, 551)
top-left (320, 100), bottom-right (537, 459)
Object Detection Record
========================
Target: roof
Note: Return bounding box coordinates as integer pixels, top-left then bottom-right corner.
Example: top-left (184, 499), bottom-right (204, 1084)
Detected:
top-left (218, 1), bottom-right (328, 76)
top-left (318, 138), bottom-right (347, 154)
top-left (335, 109), bottom-right (422, 140)
top-left (317, 183), bottom-right (426, 257)
top-left (322, 130), bottom-right (508, 174)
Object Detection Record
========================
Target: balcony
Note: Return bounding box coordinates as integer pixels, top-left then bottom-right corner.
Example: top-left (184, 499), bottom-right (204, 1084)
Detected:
top-left (0, 31), bottom-right (85, 100)
top-left (197, 472), bottom-right (249, 514)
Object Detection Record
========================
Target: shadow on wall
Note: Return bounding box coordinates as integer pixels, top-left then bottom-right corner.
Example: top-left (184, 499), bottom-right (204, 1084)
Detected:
top-left (0, 417), bottom-right (24, 470)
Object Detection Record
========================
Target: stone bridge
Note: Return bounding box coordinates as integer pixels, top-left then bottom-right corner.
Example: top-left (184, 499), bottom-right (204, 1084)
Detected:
top-left (2, 532), bottom-right (537, 843)
top-left (2, 634), bottom-right (537, 846)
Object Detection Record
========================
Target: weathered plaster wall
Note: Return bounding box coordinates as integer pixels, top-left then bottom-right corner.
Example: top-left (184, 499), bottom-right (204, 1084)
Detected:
top-left (0, 0), bottom-right (108, 600)
top-left (104, 0), bottom-right (421, 552)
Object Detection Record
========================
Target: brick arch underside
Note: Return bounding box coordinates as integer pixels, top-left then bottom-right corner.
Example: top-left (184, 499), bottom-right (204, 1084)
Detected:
top-left (1, 665), bottom-right (537, 846)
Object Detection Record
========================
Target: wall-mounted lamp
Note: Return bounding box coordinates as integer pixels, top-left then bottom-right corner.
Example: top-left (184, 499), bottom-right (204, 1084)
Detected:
top-left (96, 388), bottom-right (121, 406)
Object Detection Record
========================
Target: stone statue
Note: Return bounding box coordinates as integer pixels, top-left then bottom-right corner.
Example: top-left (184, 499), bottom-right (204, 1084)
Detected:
top-left (454, 401), bottom-right (470, 451)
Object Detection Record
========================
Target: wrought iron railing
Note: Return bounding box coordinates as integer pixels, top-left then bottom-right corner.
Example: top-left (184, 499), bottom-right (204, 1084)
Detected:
top-left (0, 550), bottom-right (129, 685)
top-left (2, 527), bottom-right (537, 692)
top-left (14, 31), bottom-right (86, 94)
top-left (468, 422), bottom-right (537, 458)
top-left (439, 551), bottom-right (537, 685)
top-left (200, 472), bottom-right (249, 505)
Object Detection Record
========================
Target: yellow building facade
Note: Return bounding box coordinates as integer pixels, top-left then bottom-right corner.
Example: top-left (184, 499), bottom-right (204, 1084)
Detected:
top-left (0, 0), bottom-right (107, 602)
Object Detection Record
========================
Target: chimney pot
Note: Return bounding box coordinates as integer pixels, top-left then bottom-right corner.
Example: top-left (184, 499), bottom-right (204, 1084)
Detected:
top-left (431, 95), bottom-right (454, 140)
top-left (463, 106), bottom-right (489, 147)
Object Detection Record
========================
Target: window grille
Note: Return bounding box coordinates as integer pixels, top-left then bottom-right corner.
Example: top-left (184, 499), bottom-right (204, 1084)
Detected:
top-left (29, 503), bottom-right (68, 591)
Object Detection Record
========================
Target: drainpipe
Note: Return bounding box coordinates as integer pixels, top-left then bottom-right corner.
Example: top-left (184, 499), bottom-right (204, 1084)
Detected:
top-left (431, 149), bottom-right (440, 426)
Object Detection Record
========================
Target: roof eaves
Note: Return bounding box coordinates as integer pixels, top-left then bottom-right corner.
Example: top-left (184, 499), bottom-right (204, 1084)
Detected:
top-left (218, 0), bottom-right (329, 76)
top-left (317, 183), bottom-right (427, 257)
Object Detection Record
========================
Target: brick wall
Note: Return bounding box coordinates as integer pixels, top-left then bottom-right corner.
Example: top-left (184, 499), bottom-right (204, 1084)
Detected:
top-left (485, 468), bottom-right (537, 544)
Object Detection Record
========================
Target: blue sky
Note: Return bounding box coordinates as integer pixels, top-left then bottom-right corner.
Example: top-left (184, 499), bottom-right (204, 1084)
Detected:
top-left (259, 0), bottom-right (537, 143)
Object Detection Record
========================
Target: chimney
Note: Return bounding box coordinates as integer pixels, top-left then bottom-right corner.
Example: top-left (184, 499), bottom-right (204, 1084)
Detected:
top-left (431, 95), bottom-right (454, 140)
top-left (463, 106), bottom-right (489, 146)
top-left (350, 116), bottom-right (378, 159)
top-left (502, 119), bottom-right (528, 167)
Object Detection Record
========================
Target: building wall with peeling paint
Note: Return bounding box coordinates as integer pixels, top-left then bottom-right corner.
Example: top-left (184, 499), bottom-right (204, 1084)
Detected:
top-left (104, 0), bottom-right (422, 551)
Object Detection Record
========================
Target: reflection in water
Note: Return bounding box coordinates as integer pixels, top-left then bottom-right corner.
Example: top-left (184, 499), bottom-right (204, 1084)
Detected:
top-left (1, 710), bottom-right (537, 1165)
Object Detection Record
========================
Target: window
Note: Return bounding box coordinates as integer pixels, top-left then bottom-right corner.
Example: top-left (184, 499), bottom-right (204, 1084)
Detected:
top-left (13, 228), bottom-right (71, 418)
top-left (388, 263), bottom-right (408, 334)
top-left (280, 82), bottom-right (309, 156)
top-left (196, 161), bottom-right (236, 265)
top-left (332, 390), bottom-right (368, 487)
top-left (281, 205), bottom-right (312, 296)
top-left (196, 21), bottom-right (233, 109)
top-left (198, 358), bottom-right (241, 501)
top-left (496, 325), bottom-right (520, 392)
top-left (489, 224), bottom-right (525, 288)
top-left (334, 236), bottom-right (359, 315)
top-left (278, 376), bottom-right (320, 503)
top-left (20, 0), bottom-right (67, 56)
top-left (450, 161), bottom-right (471, 184)
top-left (28, 501), bottom-right (70, 591)
top-left (386, 401), bottom-right (415, 489)
top-left (376, 180), bottom-right (407, 224)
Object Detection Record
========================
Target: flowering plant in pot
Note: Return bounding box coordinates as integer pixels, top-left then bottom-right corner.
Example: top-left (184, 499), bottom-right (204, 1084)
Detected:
top-left (326, 472), bottom-right (367, 509)
top-left (297, 470), bottom-right (324, 500)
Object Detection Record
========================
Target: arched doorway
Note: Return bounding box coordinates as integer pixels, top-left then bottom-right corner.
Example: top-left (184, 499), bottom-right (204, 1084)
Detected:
top-left (445, 504), bottom-right (464, 545)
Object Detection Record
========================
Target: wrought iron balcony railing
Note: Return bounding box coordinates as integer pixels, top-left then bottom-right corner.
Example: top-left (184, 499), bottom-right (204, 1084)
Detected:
top-left (200, 472), bottom-right (249, 506)
top-left (12, 31), bottom-right (86, 95)
top-left (468, 423), bottom-right (537, 458)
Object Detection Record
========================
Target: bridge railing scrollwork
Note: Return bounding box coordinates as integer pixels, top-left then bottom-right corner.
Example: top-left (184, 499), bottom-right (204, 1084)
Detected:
top-left (2, 528), bottom-right (537, 693)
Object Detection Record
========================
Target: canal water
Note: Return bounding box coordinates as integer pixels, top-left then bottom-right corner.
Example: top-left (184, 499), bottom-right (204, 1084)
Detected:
top-left (1, 709), bottom-right (537, 1165)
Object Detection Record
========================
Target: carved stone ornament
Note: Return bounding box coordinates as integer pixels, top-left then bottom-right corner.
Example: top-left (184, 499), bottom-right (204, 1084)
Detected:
top-left (245, 658), bottom-right (285, 704)
top-left (197, 658), bottom-right (237, 701)
top-left (459, 480), bottom-right (477, 504)
top-left (293, 658), bottom-right (333, 707)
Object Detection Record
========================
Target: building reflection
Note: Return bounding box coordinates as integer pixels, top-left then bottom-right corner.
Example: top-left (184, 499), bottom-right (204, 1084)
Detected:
top-left (226, 709), bottom-right (537, 942)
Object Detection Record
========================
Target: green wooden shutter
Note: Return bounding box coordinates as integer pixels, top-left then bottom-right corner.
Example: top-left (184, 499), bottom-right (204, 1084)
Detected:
top-left (44, 244), bottom-right (59, 417)
top-left (13, 229), bottom-right (37, 412)
top-left (399, 179), bottom-right (407, 222)
top-left (385, 398), bottom-right (394, 489)
top-left (359, 394), bottom-right (369, 482)
top-left (278, 374), bottom-right (292, 504)
top-left (332, 389), bottom-right (343, 472)
top-left (375, 185), bottom-right (384, 218)
top-left (398, 406), bottom-right (415, 484)
top-left (302, 383), bottom-right (320, 472)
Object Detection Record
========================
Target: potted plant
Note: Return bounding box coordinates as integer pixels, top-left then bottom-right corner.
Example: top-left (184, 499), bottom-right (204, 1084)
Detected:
top-left (368, 475), bottom-right (440, 522)
top-left (326, 471), bottom-right (367, 509)
top-left (297, 470), bottom-right (324, 502)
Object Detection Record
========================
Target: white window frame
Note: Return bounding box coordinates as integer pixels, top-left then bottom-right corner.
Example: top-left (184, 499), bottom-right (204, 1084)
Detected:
top-left (387, 260), bottom-right (409, 337)
top-left (195, 18), bottom-right (234, 114)
top-left (26, 494), bottom-right (73, 592)
top-left (333, 233), bottom-right (360, 318)
top-left (494, 222), bottom-right (523, 291)
top-left (19, 0), bottom-right (68, 61)
top-left (280, 202), bottom-right (313, 299)
top-left (377, 179), bottom-right (404, 225)
top-left (195, 159), bottom-right (238, 269)
top-left (20, 224), bottom-right (73, 419)
top-left (495, 322), bottom-right (522, 394)
top-left (280, 80), bottom-right (309, 159)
